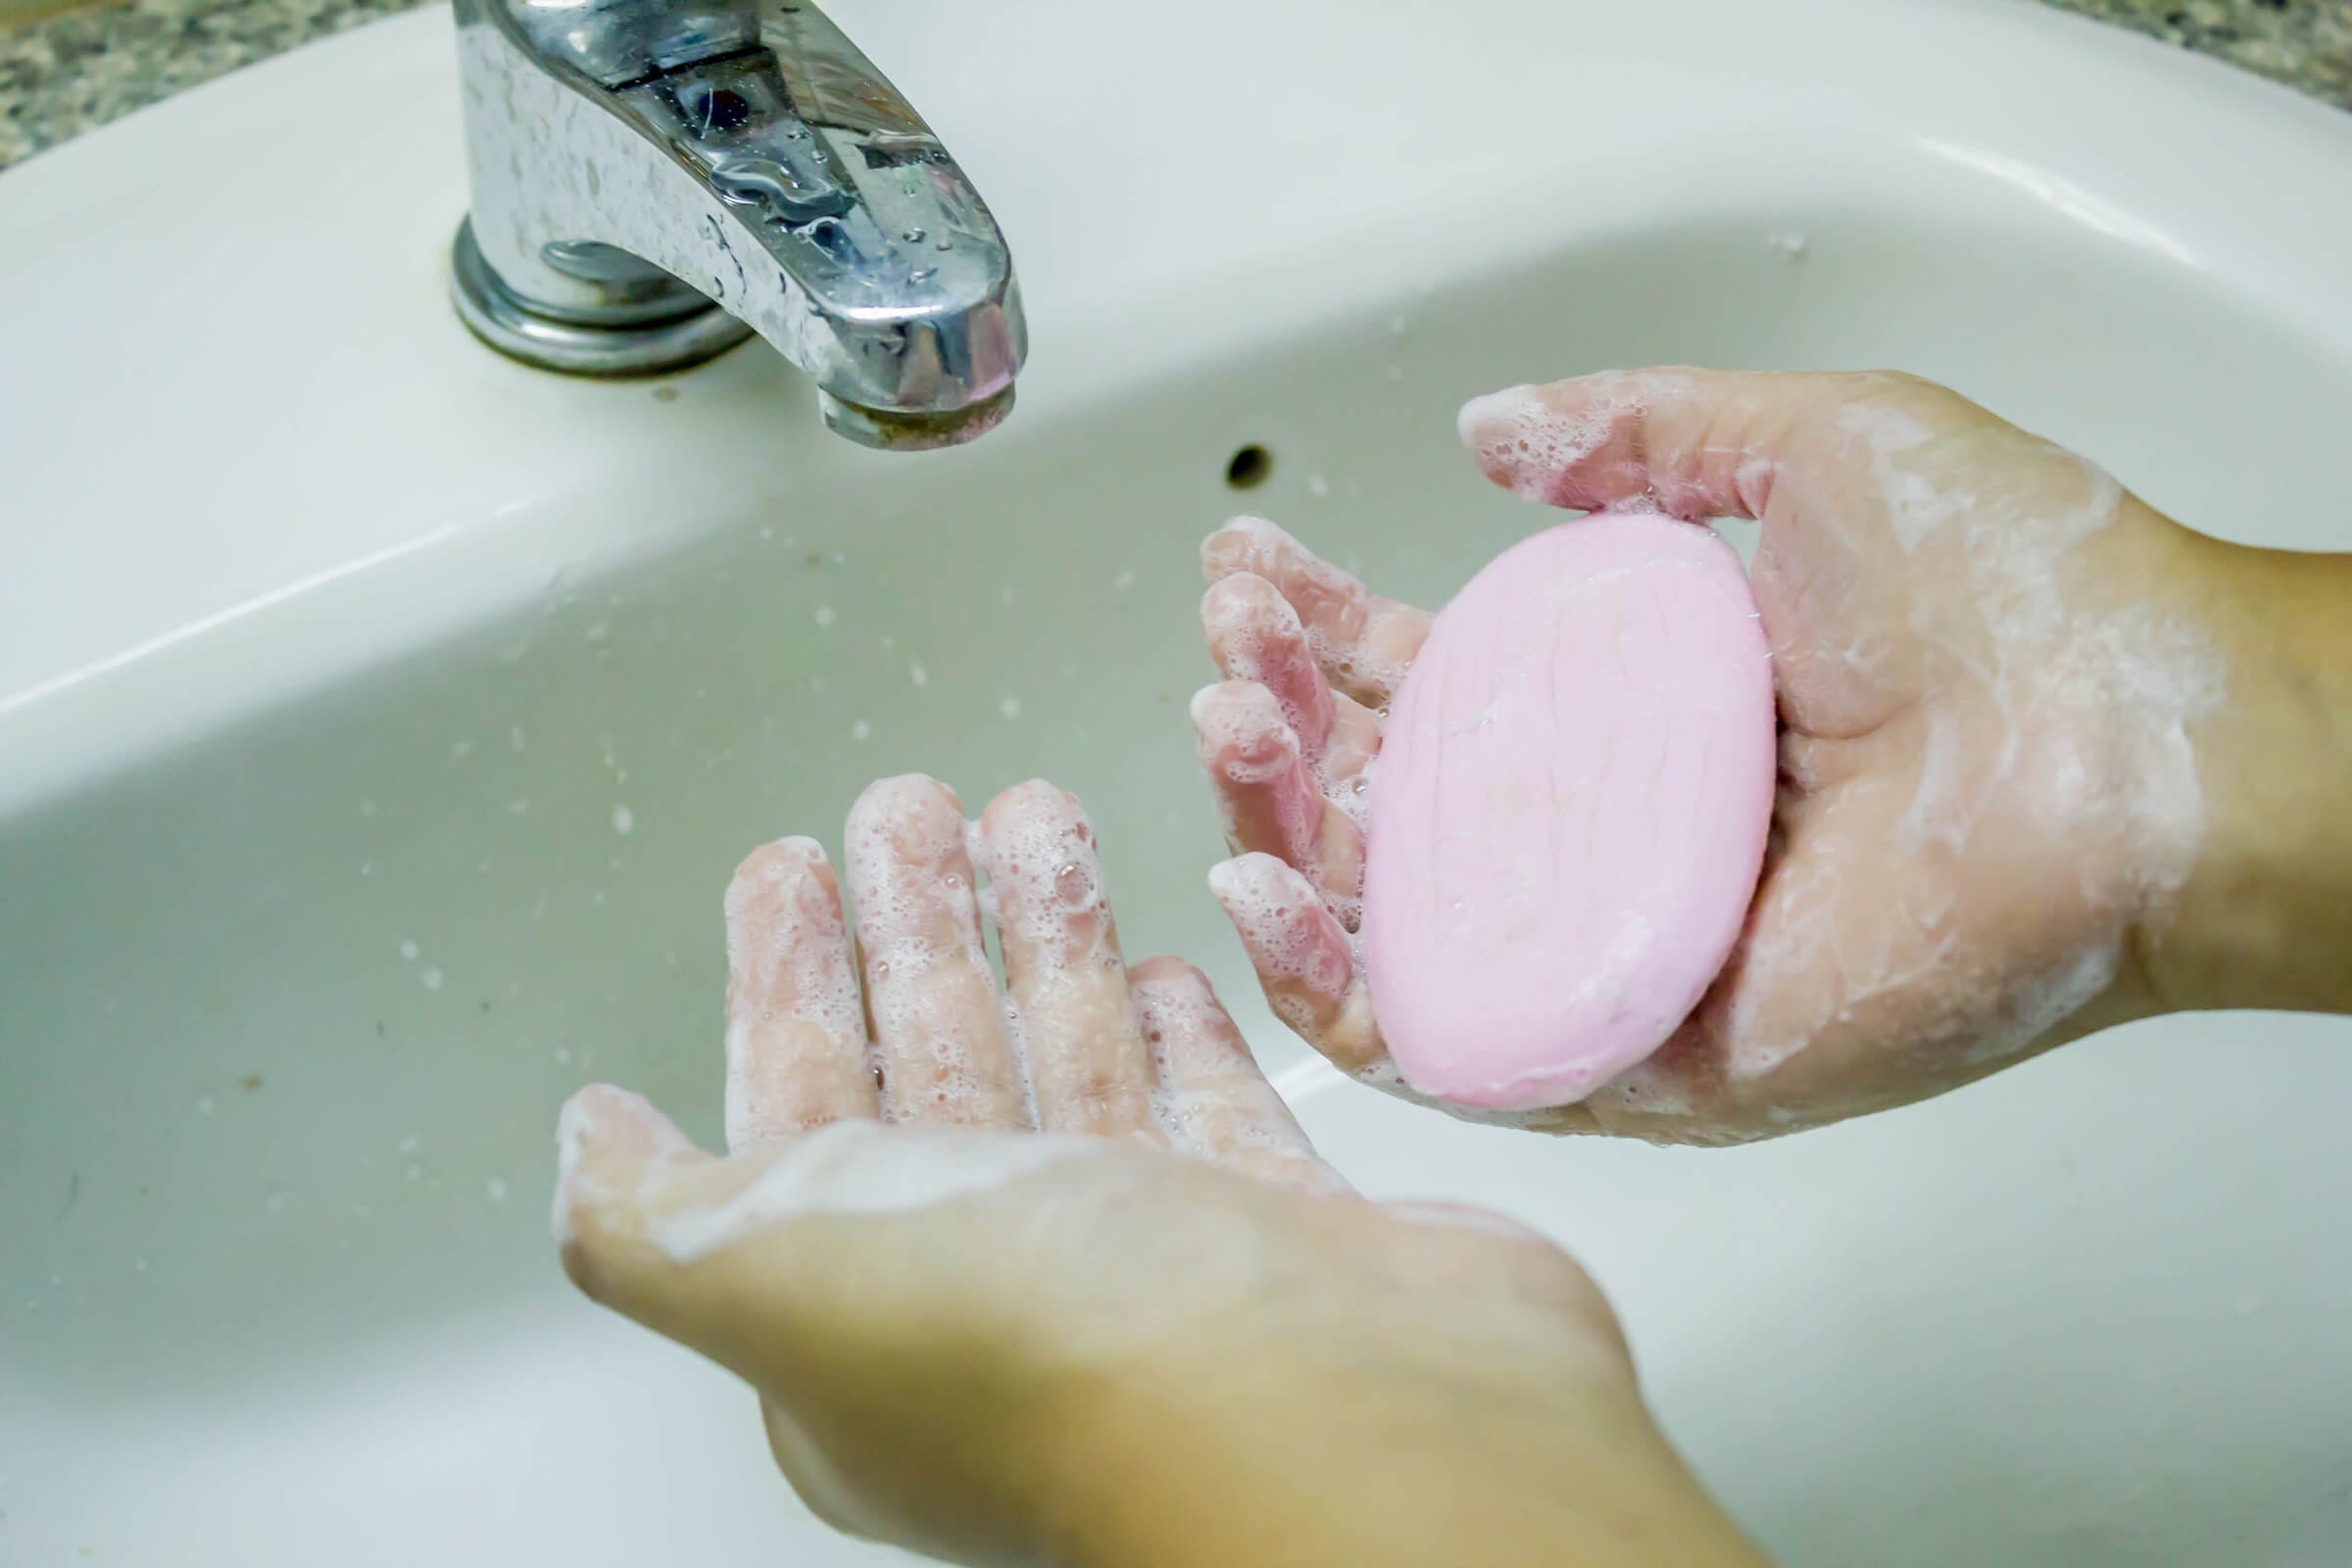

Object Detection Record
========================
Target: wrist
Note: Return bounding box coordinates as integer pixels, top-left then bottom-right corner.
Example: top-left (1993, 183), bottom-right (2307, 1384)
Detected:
top-left (2137, 528), bottom-right (2352, 1015)
top-left (1030, 1326), bottom-right (1766, 1568)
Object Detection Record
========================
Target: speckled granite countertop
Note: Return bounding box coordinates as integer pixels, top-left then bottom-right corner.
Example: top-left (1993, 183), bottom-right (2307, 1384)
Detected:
top-left (3, 0), bottom-right (2350, 171)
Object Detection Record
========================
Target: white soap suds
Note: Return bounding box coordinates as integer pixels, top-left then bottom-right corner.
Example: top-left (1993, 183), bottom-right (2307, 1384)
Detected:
top-left (841, 781), bottom-right (1012, 1124)
top-left (1454, 382), bottom-right (1618, 503)
top-left (651, 1121), bottom-right (1101, 1261)
top-left (1205, 515), bottom-right (1418, 703)
top-left (722, 838), bottom-right (869, 1149)
top-left (1207, 855), bottom-right (1353, 1004)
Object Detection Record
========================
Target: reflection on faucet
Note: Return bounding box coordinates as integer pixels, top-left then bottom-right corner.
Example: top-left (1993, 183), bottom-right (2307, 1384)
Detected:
top-left (449, 0), bottom-right (1027, 449)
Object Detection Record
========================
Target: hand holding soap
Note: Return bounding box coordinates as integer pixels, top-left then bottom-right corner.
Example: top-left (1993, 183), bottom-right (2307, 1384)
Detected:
top-left (1360, 514), bottom-right (1776, 1111)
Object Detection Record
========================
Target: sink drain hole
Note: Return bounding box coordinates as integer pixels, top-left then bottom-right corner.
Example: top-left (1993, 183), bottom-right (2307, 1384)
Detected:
top-left (1224, 444), bottom-right (1273, 490)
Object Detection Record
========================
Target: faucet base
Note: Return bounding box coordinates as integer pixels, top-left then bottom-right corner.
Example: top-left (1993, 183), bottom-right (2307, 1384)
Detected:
top-left (448, 220), bottom-right (753, 378)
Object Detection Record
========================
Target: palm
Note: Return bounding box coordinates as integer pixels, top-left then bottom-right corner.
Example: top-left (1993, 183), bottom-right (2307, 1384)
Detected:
top-left (1196, 369), bottom-right (2205, 1142)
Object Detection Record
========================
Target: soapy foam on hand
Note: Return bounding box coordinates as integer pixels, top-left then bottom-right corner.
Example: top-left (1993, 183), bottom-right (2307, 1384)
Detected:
top-left (843, 778), bottom-right (1014, 1124)
top-left (554, 1086), bottom-right (1105, 1261)
top-left (722, 838), bottom-right (869, 1150)
top-left (647, 1121), bottom-right (1102, 1263)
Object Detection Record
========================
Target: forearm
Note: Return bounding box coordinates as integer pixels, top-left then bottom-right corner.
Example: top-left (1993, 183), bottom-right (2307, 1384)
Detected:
top-left (2145, 531), bottom-right (2352, 1015)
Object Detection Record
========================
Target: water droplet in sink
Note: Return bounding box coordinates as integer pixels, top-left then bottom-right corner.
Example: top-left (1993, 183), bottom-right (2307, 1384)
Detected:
top-left (422, 967), bottom-right (445, 992)
top-left (400, 939), bottom-right (419, 961)
top-left (397, 1133), bottom-right (422, 1156)
top-left (1388, 313), bottom-right (1409, 336)
top-left (851, 718), bottom-right (871, 740)
top-left (815, 605), bottom-right (837, 627)
top-left (902, 226), bottom-right (926, 243)
top-left (612, 805), bottom-right (635, 835)
top-left (910, 661), bottom-right (929, 687)
top-left (1307, 473), bottom-right (1330, 499)
top-left (1000, 697), bottom-right (1022, 719)
top-left (486, 1178), bottom-right (510, 1204)
top-left (1113, 569), bottom-right (1136, 591)
top-left (195, 1096), bottom-right (216, 1116)
top-left (908, 267), bottom-right (937, 284)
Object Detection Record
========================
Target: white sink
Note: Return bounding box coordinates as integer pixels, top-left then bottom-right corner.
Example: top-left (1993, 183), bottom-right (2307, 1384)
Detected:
top-left (4, 1), bottom-right (2350, 1562)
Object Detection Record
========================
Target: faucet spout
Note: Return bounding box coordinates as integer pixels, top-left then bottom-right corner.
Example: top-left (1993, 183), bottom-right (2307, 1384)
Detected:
top-left (449, 0), bottom-right (1026, 449)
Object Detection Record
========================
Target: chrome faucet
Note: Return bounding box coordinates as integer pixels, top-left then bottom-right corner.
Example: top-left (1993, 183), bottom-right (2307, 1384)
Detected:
top-left (448, 0), bottom-right (1026, 449)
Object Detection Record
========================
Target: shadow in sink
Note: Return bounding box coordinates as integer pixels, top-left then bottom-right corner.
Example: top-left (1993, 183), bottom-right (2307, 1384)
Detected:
top-left (5, 193), bottom-right (2349, 1565)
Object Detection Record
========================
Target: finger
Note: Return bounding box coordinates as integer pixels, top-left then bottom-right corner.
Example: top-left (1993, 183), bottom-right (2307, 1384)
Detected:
top-left (1199, 571), bottom-right (1385, 824)
top-left (844, 775), bottom-right (1029, 1129)
top-left (1130, 956), bottom-right (1348, 1194)
top-left (1191, 682), bottom-right (1366, 926)
top-left (553, 1084), bottom-right (717, 1327)
top-left (1200, 572), bottom-right (1335, 761)
top-left (723, 839), bottom-right (878, 1151)
top-left (1201, 517), bottom-right (1432, 707)
top-left (1456, 367), bottom-right (1887, 521)
top-left (977, 781), bottom-right (1159, 1137)
top-left (1206, 853), bottom-right (1387, 1077)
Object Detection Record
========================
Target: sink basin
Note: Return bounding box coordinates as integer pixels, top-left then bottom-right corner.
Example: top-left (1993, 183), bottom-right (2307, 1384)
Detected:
top-left (5, 1), bottom-right (2350, 1561)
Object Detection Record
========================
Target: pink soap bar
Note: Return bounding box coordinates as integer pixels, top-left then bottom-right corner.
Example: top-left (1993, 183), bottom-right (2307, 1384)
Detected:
top-left (1361, 514), bottom-right (1776, 1111)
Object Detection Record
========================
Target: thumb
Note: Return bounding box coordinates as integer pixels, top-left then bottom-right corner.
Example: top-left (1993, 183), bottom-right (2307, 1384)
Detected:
top-left (553, 1084), bottom-right (725, 1337)
top-left (1457, 367), bottom-right (1891, 521)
